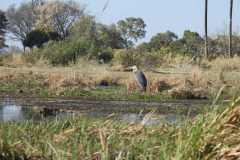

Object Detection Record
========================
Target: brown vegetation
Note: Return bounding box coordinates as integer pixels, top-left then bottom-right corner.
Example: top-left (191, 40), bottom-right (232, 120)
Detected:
top-left (1, 54), bottom-right (240, 99)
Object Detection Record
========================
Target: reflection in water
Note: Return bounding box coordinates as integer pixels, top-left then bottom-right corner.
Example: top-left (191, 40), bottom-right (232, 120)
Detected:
top-left (0, 99), bottom-right (75, 122)
top-left (0, 98), bottom-right (190, 124)
top-left (1, 105), bottom-right (24, 122)
top-left (86, 111), bottom-right (185, 125)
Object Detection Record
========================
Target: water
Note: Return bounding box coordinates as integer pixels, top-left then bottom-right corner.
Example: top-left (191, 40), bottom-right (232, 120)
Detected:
top-left (0, 99), bottom-right (74, 122)
top-left (0, 98), bottom-right (208, 124)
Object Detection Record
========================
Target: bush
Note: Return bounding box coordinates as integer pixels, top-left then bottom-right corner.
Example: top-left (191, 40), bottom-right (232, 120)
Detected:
top-left (39, 41), bottom-right (80, 65)
top-left (113, 48), bottom-right (163, 68)
top-left (113, 49), bottom-right (142, 67)
top-left (97, 48), bottom-right (113, 63)
top-left (33, 38), bottom-right (105, 65)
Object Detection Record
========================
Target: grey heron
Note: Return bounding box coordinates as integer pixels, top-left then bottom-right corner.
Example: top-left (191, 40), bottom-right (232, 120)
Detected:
top-left (129, 65), bottom-right (147, 92)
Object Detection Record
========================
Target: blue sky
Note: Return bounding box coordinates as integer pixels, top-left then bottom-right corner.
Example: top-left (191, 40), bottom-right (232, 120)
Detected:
top-left (1, 0), bottom-right (240, 46)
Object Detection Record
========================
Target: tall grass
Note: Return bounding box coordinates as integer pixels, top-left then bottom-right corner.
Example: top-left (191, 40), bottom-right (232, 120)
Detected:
top-left (1, 53), bottom-right (240, 100)
top-left (1, 98), bottom-right (240, 159)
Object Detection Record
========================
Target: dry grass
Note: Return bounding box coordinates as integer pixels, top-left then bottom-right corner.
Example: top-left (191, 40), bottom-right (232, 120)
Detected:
top-left (1, 54), bottom-right (240, 99)
top-left (204, 56), bottom-right (240, 71)
top-left (0, 63), bottom-right (239, 99)
top-left (1, 98), bottom-right (240, 159)
top-left (1, 54), bottom-right (25, 66)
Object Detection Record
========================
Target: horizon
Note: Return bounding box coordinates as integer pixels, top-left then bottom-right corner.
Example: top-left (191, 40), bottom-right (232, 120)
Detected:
top-left (1, 0), bottom-right (240, 48)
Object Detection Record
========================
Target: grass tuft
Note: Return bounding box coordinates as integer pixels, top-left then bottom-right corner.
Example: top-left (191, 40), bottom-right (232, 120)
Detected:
top-left (0, 98), bottom-right (240, 159)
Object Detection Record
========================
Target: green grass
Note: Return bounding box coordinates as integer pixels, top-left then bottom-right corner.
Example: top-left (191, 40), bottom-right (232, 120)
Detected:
top-left (0, 77), bottom-right (170, 102)
top-left (1, 98), bottom-right (240, 160)
top-left (60, 86), bottom-right (170, 101)
top-left (1, 66), bottom-right (240, 101)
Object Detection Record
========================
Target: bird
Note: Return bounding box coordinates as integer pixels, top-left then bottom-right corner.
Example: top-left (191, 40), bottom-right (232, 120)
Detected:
top-left (129, 65), bottom-right (147, 92)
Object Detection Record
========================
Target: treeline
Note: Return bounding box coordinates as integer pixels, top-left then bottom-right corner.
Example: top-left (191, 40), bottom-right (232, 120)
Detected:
top-left (0, 0), bottom-right (240, 66)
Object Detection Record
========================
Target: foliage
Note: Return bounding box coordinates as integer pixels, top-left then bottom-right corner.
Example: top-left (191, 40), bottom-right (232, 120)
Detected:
top-left (23, 30), bottom-right (49, 48)
top-left (97, 24), bottom-right (126, 49)
top-left (37, 0), bottom-right (85, 38)
top-left (5, 0), bottom-right (240, 64)
top-left (70, 15), bottom-right (98, 59)
top-left (33, 38), bottom-right (92, 65)
top-left (0, 10), bottom-right (7, 48)
top-left (35, 15), bottom-right (126, 65)
top-left (149, 31), bottom-right (178, 51)
top-left (1, 100), bottom-right (240, 159)
top-left (97, 48), bottom-right (113, 63)
top-left (23, 29), bottom-right (61, 49)
top-left (6, 2), bottom-right (36, 44)
top-left (181, 30), bottom-right (204, 56)
top-left (31, 0), bottom-right (45, 7)
top-left (117, 17), bottom-right (146, 47)
top-left (113, 48), bottom-right (162, 68)
top-left (135, 30), bottom-right (205, 58)
top-left (208, 35), bottom-right (240, 58)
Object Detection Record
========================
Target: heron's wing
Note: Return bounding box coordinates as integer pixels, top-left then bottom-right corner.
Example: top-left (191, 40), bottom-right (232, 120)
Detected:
top-left (134, 71), bottom-right (147, 89)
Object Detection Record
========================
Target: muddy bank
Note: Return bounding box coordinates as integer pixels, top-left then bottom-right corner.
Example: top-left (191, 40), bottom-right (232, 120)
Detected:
top-left (0, 97), bottom-right (211, 114)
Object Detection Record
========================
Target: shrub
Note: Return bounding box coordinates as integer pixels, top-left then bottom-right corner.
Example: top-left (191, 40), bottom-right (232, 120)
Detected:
top-left (33, 38), bottom-right (101, 65)
top-left (97, 48), bottom-right (113, 63)
top-left (113, 49), bottom-right (164, 68)
top-left (113, 49), bottom-right (142, 67)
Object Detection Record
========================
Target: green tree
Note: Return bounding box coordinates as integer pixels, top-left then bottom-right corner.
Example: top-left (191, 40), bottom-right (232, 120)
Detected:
top-left (181, 30), bottom-right (204, 56)
top-left (97, 24), bottom-right (125, 49)
top-left (70, 15), bottom-right (98, 61)
top-left (0, 10), bottom-right (7, 48)
top-left (71, 16), bottom-right (128, 62)
top-left (149, 31), bottom-right (178, 50)
top-left (70, 15), bottom-right (97, 41)
top-left (117, 17), bottom-right (146, 48)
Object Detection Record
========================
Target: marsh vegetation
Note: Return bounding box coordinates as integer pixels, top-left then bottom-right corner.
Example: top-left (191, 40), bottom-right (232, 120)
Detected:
top-left (0, 0), bottom-right (240, 159)
top-left (0, 98), bottom-right (239, 160)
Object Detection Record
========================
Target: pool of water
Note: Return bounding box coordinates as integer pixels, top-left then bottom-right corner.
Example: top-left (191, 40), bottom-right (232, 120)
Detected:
top-left (0, 100), bottom-right (73, 122)
top-left (0, 98), bottom-right (209, 124)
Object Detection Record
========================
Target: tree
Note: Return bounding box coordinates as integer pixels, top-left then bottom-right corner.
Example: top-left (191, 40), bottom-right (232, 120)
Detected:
top-left (204, 0), bottom-right (208, 58)
top-left (37, 0), bottom-right (85, 38)
top-left (149, 31), bottom-right (178, 50)
top-left (97, 24), bottom-right (126, 49)
top-left (23, 30), bottom-right (49, 49)
top-left (6, 3), bottom-right (36, 46)
top-left (70, 15), bottom-right (98, 61)
top-left (181, 30), bottom-right (204, 56)
top-left (229, 0), bottom-right (233, 57)
top-left (31, 0), bottom-right (45, 7)
top-left (23, 29), bottom-right (61, 49)
top-left (47, 31), bottom-right (61, 41)
top-left (70, 15), bottom-right (97, 41)
top-left (70, 16), bottom-right (125, 62)
top-left (117, 17), bottom-right (146, 48)
top-left (0, 10), bottom-right (7, 48)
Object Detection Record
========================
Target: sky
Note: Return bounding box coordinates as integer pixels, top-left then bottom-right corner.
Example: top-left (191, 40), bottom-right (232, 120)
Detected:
top-left (1, 0), bottom-right (240, 47)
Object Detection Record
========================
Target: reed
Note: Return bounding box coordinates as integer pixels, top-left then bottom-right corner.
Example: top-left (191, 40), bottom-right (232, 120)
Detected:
top-left (1, 98), bottom-right (240, 159)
